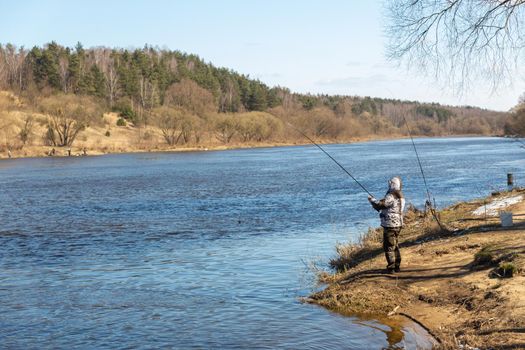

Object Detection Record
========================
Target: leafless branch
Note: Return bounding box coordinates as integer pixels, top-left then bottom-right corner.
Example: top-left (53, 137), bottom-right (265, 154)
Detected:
top-left (385, 0), bottom-right (525, 93)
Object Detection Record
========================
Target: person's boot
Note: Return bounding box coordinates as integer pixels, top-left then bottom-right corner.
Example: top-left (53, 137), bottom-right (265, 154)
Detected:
top-left (387, 268), bottom-right (395, 274)
top-left (394, 266), bottom-right (401, 273)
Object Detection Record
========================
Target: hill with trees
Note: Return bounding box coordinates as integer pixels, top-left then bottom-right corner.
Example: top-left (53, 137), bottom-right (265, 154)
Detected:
top-left (0, 42), bottom-right (513, 157)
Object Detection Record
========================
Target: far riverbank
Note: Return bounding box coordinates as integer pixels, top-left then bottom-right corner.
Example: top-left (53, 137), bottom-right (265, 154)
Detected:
top-left (0, 133), bottom-right (503, 160)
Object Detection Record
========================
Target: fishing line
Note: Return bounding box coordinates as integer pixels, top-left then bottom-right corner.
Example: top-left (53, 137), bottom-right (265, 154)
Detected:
top-left (285, 121), bottom-right (374, 197)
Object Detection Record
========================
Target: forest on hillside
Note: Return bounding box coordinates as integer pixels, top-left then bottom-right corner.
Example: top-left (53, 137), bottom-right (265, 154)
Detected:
top-left (0, 42), bottom-right (517, 154)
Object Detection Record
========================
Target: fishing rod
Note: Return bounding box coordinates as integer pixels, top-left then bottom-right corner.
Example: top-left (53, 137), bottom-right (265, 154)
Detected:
top-left (401, 115), bottom-right (447, 231)
top-left (401, 115), bottom-right (432, 203)
top-left (382, 88), bottom-right (442, 225)
top-left (286, 121), bottom-right (374, 197)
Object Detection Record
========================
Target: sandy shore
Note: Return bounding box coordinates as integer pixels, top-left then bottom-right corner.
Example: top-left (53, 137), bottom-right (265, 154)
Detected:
top-left (306, 189), bottom-right (525, 349)
top-left (0, 133), bottom-right (405, 160)
top-left (0, 132), bottom-right (496, 161)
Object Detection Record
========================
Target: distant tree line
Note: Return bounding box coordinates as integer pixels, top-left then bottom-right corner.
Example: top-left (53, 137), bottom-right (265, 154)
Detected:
top-left (0, 42), bottom-right (282, 117)
top-left (0, 42), bottom-right (513, 151)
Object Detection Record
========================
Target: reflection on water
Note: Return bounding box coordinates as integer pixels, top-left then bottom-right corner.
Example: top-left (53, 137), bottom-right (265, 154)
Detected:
top-left (0, 137), bottom-right (523, 349)
top-left (350, 315), bottom-right (435, 349)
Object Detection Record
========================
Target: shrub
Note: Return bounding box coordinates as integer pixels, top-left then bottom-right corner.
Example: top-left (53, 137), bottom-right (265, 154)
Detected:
top-left (105, 130), bottom-right (111, 137)
top-left (113, 99), bottom-right (137, 123)
top-left (473, 247), bottom-right (494, 266)
top-left (497, 262), bottom-right (517, 278)
top-left (116, 118), bottom-right (127, 127)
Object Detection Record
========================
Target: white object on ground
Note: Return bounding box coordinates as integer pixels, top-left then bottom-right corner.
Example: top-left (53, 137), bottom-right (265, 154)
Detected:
top-left (499, 211), bottom-right (513, 227)
top-left (472, 195), bottom-right (523, 217)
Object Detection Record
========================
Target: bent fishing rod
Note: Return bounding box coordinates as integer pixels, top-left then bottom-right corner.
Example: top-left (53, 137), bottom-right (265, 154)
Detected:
top-left (401, 115), bottom-right (432, 204)
top-left (286, 121), bottom-right (374, 197)
top-left (401, 115), bottom-right (447, 231)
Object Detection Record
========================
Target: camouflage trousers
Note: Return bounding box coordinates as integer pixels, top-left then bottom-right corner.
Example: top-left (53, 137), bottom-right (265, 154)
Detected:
top-left (383, 227), bottom-right (401, 270)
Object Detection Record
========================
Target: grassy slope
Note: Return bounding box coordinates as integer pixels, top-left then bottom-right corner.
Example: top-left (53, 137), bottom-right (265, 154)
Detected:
top-left (0, 91), bottom-right (298, 158)
top-left (0, 93), bottom-right (404, 159)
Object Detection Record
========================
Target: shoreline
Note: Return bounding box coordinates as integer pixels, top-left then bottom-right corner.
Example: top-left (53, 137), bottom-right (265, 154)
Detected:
top-left (0, 133), bottom-right (500, 161)
top-left (307, 189), bottom-right (525, 349)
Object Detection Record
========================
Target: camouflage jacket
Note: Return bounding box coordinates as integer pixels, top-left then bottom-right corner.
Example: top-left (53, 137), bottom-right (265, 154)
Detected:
top-left (370, 190), bottom-right (405, 228)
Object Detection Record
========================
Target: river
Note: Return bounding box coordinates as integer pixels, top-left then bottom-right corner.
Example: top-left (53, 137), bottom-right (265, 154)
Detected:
top-left (1, 137), bottom-right (523, 349)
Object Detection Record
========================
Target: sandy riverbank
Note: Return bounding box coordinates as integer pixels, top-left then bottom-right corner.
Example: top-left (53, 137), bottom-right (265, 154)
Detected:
top-left (0, 127), bottom-right (404, 160)
top-left (307, 189), bottom-right (525, 349)
top-left (0, 131), bottom-right (498, 161)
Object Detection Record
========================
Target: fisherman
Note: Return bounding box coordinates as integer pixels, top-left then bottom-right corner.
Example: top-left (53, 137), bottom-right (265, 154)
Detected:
top-left (368, 176), bottom-right (405, 274)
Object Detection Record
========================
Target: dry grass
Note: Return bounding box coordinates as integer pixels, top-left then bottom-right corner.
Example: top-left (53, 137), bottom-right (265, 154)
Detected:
top-left (0, 89), bottom-right (506, 160)
top-left (330, 227), bottom-right (383, 272)
top-left (309, 189), bottom-right (525, 349)
top-left (0, 91), bottom-right (298, 158)
top-left (329, 205), bottom-right (448, 273)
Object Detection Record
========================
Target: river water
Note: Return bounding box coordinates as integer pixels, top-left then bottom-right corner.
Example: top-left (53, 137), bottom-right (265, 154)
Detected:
top-left (1, 137), bottom-right (523, 349)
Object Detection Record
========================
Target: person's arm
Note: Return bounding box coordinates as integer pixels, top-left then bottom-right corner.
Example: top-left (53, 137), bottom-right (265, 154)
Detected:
top-left (368, 194), bottom-right (395, 211)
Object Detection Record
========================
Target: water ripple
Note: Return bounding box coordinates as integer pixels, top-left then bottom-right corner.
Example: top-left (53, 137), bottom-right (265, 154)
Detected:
top-left (1, 137), bottom-right (522, 349)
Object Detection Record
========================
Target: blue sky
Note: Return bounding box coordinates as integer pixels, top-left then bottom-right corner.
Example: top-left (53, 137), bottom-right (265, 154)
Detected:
top-left (1, 0), bottom-right (523, 111)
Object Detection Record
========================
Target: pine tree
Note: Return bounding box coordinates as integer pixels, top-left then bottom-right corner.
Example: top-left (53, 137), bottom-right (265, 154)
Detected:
top-left (88, 64), bottom-right (106, 98)
top-left (247, 82), bottom-right (268, 111)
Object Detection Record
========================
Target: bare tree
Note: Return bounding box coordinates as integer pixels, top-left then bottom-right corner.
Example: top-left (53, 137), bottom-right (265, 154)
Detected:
top-left (105, 56), bottom-right (120, 107)
top-left (154, 106), bottom-right (182, 145)
top-left (219, 77), bottom-right (241, 113)
top-left (58, 55), bottom-right (69, 93)
top-left (386, 0), bottom-right (525, 91)
top-left (178, 114), bottom-right (202, 144)
top-left (214, 115), bottom-right (237, 143)
top-left (94, 48), bottom-right (120, 107)
top-left (236, 112), bottom-right (282, 142)
top-left (505, 93), bottom-right (525, 134)
top-left (298, 108), bottom-right (345, 139)
top-left (140, 77), bottom-right (159, 111)
top-left (0, 46), bottom-right (6, 88)
top-left (19, 115), bottom-right (34, 145)
top-left (165, 79), bottom-right (217, 116)
top-left (154, 106), bottom-right (203, 145)
top-left (0, 121), bottom-right (17, 151)
top-left (167, 55), bottom-right (178, 73)
top-left (2, 44), bottom-right (26, 90)
top-left (40, 94), bottom-right (101, 147)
